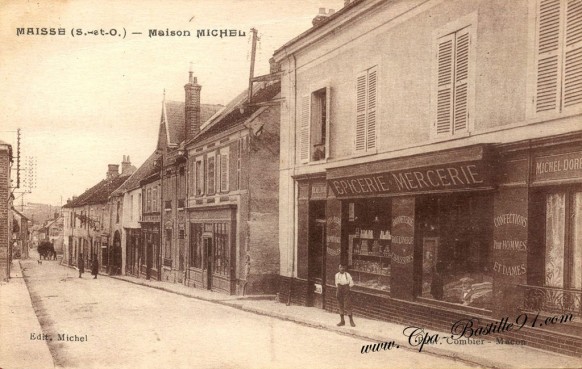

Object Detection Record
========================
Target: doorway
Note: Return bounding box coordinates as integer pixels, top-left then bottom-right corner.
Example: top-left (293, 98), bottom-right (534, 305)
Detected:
top-left (307, 201), bottom-right (327, 308)
top-left (203, 236), bottom-right (213, 290)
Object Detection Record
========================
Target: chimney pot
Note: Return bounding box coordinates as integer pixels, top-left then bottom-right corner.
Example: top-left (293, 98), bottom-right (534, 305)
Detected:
top-left (344, 0), bottom-right (351, 6)
top-left (319, 7), bottom-right (326, 14)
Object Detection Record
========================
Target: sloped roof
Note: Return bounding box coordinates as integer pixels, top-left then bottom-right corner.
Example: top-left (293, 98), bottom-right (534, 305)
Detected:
top-left (165, 102), bottom-right (224, 146)
top-left (111, 151), bottom-right (161, 196)
top-left (12, 207), bottom-right (29, 220)
top-left (190, 81), bottom-right (280, 144)
top-left (63, 174), bottom-right (130, 208)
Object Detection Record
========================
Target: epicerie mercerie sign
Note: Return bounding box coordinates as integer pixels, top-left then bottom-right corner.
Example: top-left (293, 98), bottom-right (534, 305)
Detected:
top-left (532, 151), bottom-right (582, 184)
top-left (328, 161), bottom-right (492, 198)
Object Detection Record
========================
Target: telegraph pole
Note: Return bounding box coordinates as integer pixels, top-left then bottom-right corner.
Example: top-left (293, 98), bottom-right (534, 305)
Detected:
top-left (248, 28), bottom-right (258, 105)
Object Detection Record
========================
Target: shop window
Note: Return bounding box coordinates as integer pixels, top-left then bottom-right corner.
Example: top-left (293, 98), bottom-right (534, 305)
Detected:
top-left (355, 67), bottom-right (377, 152)
top-left (434, 26), bottom-right (472, 137)
top-left (299, 86), bottom-right (330, 162)
top-left (534, 0), bottom-right (582, 114)
top-left (345, 198), bottom-right (392, 292)
top-left (189, 223), bottom-right (202, 269)
top-left (213, 223), bottom-right (230, 276)
top-left (164, 228), bottom-right (172, 262)
top-left (544, 191), bottom-right (582, 290)
top-left (417, 194), bottom-right (493, 310)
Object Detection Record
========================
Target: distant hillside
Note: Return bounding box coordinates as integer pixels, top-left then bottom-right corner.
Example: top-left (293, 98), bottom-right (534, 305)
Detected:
top-left (19, 202), bottom-right (61, 226)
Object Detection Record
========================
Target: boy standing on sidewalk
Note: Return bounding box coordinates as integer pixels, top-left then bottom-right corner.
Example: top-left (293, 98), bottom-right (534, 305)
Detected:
top-left (335, 264), bottom-right (355, 327)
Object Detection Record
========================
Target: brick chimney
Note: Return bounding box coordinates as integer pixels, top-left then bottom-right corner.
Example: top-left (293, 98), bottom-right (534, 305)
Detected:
top-left (269, 57), bottom-right (280, 74)
top-left (121, 155), bottom-right (133, 175)
top-left (184, 66), bottom-right (202, 141)
top-left (106, 164), bottom-right (119, 179)
top-left (312, 8), bottom-right (335, 27)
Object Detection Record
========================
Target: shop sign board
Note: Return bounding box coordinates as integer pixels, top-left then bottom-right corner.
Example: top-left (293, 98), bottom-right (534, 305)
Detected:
top-left (328, 161), bottom-right (492, 198)
top-left (532, 151), bottom-right (582, 183)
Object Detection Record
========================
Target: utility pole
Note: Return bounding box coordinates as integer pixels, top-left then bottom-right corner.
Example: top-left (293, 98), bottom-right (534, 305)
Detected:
top-left (248, 28), bottom-right (258, 105)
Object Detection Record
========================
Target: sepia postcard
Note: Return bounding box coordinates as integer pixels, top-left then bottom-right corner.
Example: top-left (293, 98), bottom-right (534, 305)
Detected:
top-left (1, 0), bottom-right (582, 368)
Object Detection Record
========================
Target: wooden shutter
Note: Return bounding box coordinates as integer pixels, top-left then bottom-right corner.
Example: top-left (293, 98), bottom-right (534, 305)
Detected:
top-left (536, 0), bottom-right (562, 113)
top-left (367, 67), bottom-right (377, 150)
top-left (436, 34), bottom-right (455, 135)
top-left (299, 95), bottom-right (310, 162)
top-left (220, 153), bottom-right (228, 192)
top-left (355, 71), bottom-right (367, 151)
top-left (216, 154), bottom-right (220, 193)
top-left (453, 29), bottom-right (470, 133)
top-left (325, 86), bottom-right (331, 158)
top-left (563, 0), bottom-right (582, 108)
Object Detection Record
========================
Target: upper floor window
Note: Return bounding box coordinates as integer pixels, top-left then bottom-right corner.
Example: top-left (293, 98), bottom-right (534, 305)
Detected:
top-left (116, 201), bottom-right (120, 223)
top-left (152, 186), bottom-right (158, 212)
top-left (146, 188), bottom-right (152, 213)
top-left (195, 159), bottom-right (204, 196)
top-left (355, 67), bottom-right (377, 152)
top-left (535, 0), bottom-right (582, 114)
top-left (300, 86), bottom-right (330, 162)
top-left (435, 27), bottom-right (471, 137)
top-left (129, 195), bottom-right (133, 221)
top-left (207, 155), bottom-right (215, 195)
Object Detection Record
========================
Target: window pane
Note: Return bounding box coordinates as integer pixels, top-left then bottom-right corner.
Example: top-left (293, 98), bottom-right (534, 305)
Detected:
top-left (571, 192), bottom-right (582, 290)
top-left (545, 193), bottom-right (566, 288)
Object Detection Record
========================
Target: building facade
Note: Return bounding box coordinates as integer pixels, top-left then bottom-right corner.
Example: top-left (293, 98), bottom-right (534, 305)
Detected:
top-left (11, 208), bottom-right (30, 259)
top-left (62, 161), bottom-right (132, 272)
top-left (183, 77), bottom-right (281, 295)
top-left (0, 140), bottom-right (13, 281)
top-left (274, 0), bottom-right (582, 356)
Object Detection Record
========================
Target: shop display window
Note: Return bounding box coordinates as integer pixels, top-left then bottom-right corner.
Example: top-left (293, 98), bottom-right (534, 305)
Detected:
top-left (417, 194), bottom-right (493, 310)
top-left (213, 223), bottom-right (230, 276)
top-left (189, 224), bottom-right (203, 269)
top-left (345, 198), bottom-right (392, 292)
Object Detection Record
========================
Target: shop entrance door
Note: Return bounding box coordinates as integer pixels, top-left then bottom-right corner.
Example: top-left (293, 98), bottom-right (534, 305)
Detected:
top-left (307, 201), bottom-right (327, 308)
top-left (203, 236), bottom-right (213, 290)
top-left (146, 235), bottom-right (153, 280)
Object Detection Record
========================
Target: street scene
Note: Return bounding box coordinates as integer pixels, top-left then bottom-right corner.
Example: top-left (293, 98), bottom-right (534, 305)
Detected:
top-left (6, 251), bottom-right (477, 369)
top-left (2, 0), bottom-right (582, 368)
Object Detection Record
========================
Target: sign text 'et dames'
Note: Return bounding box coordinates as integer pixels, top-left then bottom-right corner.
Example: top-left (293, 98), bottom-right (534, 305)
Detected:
top-left (329, 162), bottom-right (490, 198)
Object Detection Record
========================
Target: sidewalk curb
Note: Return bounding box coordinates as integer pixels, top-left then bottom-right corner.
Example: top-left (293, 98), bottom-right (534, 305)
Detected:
top-left (110, 275), bottom-right (523, 369)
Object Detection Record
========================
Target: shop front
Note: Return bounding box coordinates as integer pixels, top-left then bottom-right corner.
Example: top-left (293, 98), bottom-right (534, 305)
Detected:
top-left (125, 229), bottom-right (141, 277)
top-left (140, 217), bottom-right (160, 280)
top-left (324, 145), bottom-right (496, 309)
top-left (186, 205), bottom-right (236, 294)
top-left (284, 139), bottom-right (582, 356)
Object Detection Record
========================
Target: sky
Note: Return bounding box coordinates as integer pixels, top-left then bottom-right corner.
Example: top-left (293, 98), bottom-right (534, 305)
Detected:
top-left (0, 0), bottom-right (343, 206)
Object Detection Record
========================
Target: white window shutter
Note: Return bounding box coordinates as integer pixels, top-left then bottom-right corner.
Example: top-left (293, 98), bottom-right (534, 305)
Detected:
top-left (436, 34), bottom-right (455, 136)
top-left (536, 0), bottom-right (562, 113)
top-left (367, 67), bottom-right (377, 150)
top-left (325, 86), bottom-right (331, 159)
top-left (453, 29), bottom-right (470, 134)
top-left (355, 72), bottom-right (367, 151)
top-left (563, 0), bottom-right (582, 108)
top-left (221, 153), bottom-right (228, 192)
top-left (300, 95), bottom-right (310, 162)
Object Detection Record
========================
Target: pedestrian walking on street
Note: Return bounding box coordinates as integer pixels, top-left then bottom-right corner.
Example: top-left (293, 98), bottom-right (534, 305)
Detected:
top-left (91, 255), bottom-right (99, 279)
top-left (78, 253), bottom-right (84, 278)
top-left (335, 264), bottom-right (355, 327)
